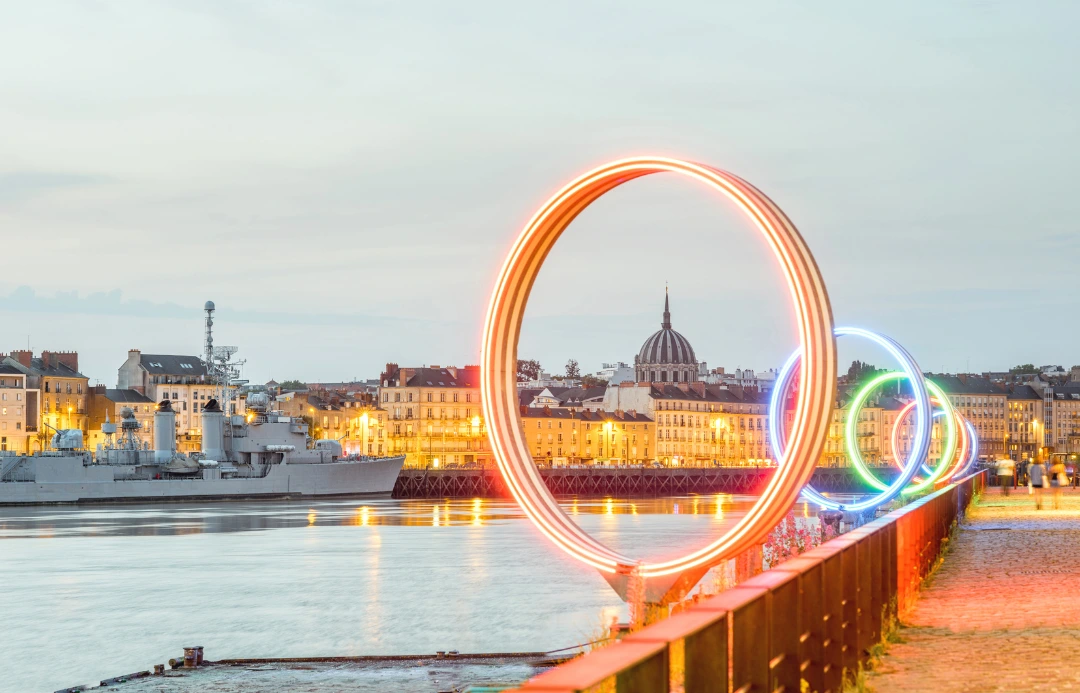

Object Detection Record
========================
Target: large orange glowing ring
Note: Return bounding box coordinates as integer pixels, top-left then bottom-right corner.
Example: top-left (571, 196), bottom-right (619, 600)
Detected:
top-left (481, 157), bottom-right (836, 578)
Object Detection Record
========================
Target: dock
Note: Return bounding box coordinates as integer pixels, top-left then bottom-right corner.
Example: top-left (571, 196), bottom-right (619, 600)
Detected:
top-left (391, 465), bottom-right (898, 499)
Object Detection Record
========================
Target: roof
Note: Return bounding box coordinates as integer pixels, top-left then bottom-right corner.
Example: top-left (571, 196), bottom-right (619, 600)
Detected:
top-left (644, 383), bottom-right (769, 406)
top-left (637, 291), bottom-right (697, 365)
top-left (1007, 385), bottom-right (1042, 401)
top-left (27, 358), bottom-right (87, 379)
top-left (103, 389), bottom-right (154, 403)
top-left (557, 386), bottom-right (607, 405)
top-left (403, 366), bottom-right (480, 388)
top-left (925, 374), bottom-right (1005, 396)
top-left (521, 407), bottom-right (653, 423)
top-left (139, 354), bottom-right (207, 376)
top-left (0, 364), bottom-right (24, 376)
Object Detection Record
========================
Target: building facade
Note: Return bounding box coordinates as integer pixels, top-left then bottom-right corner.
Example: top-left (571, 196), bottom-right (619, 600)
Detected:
top-left (1006, 385), bottom-right (1041, 462)
top-left (2, 350), bottom-right (89, 446)
top-left (520, 407), bottom-right (654, 465)
top-left (378, 364), bottom-right (489, 468)
top-left (117, 350), bottom-right (213, 450)
top-left (603, 382), bottom-right (770, 466)
top-left (0, 364), bottom-right (34, 453)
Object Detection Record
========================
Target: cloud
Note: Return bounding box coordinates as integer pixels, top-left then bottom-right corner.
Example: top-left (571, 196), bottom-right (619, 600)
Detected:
top-left (0, 171), bottom-right (111, 205)
top-left (0, 286), bottom-right (436, 328)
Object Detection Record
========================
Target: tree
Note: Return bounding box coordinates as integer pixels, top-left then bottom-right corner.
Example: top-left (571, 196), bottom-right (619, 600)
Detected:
top-left (846, 360), bottom-right (881, 384)
top-left (1009, 363), bottom-right (1038, 375)
top-left (278, 379), bottom-right (307, 391)
top-left (565, 359), bottom-right (581, 379)
top-left (516, 359), bottom-right (542, 382)
top-left (581, 374), bottom-right (606, 389)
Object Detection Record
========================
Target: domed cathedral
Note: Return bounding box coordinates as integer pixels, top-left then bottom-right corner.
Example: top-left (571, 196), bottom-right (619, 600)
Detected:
top-left (634, 289), bottom-right (703, 383)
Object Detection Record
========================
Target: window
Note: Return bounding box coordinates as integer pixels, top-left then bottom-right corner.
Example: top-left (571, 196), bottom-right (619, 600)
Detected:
top-left (180, 363), bottom-right (193, 369)
top-left (427, 393), bottom-right (432, 402)
top-left (453, 393), bottom-right (459, 403)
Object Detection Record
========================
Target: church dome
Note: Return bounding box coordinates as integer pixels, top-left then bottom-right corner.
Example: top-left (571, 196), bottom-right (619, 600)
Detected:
top-left (635, 291), bottom-right (700, 383)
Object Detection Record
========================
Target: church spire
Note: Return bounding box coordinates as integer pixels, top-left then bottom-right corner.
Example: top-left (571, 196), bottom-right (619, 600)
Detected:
top-left (662, 286), bottom-right (671, 329)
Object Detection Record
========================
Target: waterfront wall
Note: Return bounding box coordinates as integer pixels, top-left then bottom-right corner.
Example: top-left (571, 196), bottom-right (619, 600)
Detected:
top-left (507, 470), bottom-right (986, 693)
top-left (391, 466), bottom-right (899, 499)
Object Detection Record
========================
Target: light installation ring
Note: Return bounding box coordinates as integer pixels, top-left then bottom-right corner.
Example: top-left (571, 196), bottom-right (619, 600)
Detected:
top-left (768, 327), bottom-right (931, 512)
top-left (481, 156), bottom-right (836, 578)
top-left (849, 375), bottom-right (956, 496)
top-left (887, 398), bottom-right (967, 485)
top-left (951, 418), bottom-right (978, 480)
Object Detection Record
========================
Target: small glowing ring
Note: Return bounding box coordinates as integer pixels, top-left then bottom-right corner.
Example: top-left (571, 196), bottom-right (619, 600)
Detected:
top-left (951, 418), bottom-right (979, 480)
top-left (482, 156), bottom-right (836, 578)
top-left (769, 327), bottom-right (931, 512)
top-left (848, 375), bottom-right (956, 496)
top-left (888, 399), bottom-right (968, 484)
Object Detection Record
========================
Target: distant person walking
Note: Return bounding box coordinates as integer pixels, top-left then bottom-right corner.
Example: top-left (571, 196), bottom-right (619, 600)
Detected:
top-left (1050, 458), bottom-right (1067, 510)
top-left (996, 458), bottom-right (1016, 496)
top-left (1029, 459), bottom-right (1048, 510)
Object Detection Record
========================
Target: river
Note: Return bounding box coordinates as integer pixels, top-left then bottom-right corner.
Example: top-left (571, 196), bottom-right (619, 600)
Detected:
top-left (1, 494), bottom-right (822, 692)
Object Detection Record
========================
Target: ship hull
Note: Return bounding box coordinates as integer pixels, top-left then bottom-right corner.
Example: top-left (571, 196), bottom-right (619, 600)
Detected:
top-left (0, 456), bottom-right (405, 505)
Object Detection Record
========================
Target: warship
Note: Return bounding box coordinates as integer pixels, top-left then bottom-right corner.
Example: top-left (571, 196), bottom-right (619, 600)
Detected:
top-left (0, 302), bottom-right (404, 505)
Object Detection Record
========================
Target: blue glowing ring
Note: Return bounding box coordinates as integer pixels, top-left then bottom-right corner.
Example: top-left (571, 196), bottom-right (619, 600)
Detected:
top-left (950, 418), bottom-right (979, 480)
top-left (769, 326), bottom-right (932, 512)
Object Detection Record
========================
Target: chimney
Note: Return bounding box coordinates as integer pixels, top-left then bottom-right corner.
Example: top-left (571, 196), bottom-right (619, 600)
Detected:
top-left (520, 404), bottom-right (528, 416)
top-left (543, 405), bottom-right (551, 415)
top-left (92, 384), bottom-right (106, 395)
top-left (446, 366), bottom-right (458, 378)
top-left (690, 382), bottom-right (706, 397)
top-left (7, 350), bottom-right (32, 368)
top-left (53, 351), bottom-right (79, 373)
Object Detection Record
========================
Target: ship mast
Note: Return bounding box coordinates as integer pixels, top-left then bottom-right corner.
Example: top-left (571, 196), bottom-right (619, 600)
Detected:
top-left (202, 301), bottom-right (246, 415)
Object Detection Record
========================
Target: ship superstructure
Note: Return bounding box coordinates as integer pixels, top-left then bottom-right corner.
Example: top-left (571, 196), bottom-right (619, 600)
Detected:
top-left (0, 302), bottom-right (404, 504)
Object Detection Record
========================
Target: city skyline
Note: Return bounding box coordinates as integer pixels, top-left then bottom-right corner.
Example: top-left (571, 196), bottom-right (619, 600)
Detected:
top-left (3, 2), bottom-right (1079, 381)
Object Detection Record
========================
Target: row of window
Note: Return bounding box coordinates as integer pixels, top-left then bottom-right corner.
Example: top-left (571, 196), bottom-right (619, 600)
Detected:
top-left (383, 391), bottom-right (473, 404)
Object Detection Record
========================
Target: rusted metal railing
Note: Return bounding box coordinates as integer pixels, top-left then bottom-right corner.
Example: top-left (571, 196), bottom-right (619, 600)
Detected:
top-left (510, 470), bottom-right (986, 693)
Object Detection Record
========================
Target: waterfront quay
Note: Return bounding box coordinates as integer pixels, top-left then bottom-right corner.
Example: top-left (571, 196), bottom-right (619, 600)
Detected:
top-left (392, 464), bottom-right (898, 499)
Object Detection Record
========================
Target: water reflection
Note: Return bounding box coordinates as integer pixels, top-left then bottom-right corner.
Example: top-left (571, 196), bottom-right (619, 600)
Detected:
top-left (0, 495), bottom-right (774, 539)
top-left (0, 493), bottom-right (854, 693)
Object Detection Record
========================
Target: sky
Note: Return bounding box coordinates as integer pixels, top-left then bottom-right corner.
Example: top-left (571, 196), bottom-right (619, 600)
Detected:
top-left (1, 1), bottom-right (1078, 385)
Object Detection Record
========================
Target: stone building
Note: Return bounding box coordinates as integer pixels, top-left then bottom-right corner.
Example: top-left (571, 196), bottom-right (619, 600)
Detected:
top-left (0, 363), bottom-right (34, 453)
top-left (2, 350), bottom-right (89, 442)
top-left (520, 407), bottom-right (654, 465)
top-left (117, 350), bottom-right (212, 450)
top-left (604, 382), bottom-right (770, 466)
top-left (378, 364), bottom-right (489, 468)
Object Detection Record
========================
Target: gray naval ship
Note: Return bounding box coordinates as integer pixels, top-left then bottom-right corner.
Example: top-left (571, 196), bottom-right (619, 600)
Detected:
top-left (0, 393), bottom-right (404, 506)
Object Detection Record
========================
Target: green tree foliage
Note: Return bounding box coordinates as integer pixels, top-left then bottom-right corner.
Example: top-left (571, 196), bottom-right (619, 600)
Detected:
top-left (516, 359), bottom-right (542, 382)
top-left (1009, 363), bottom-right (1038, 374)
top-left (278, 379), bottom-right (307, 391)
top-left (846, 360), bottom-right (882, 384)
top-left (565, 359), bottom-right (581, 379)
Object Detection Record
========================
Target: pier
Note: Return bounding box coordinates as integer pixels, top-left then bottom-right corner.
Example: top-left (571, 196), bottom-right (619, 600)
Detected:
top-left (506, 471), bottom-right (986, 692)
top-left (391, 465), bottom-right (899, 499)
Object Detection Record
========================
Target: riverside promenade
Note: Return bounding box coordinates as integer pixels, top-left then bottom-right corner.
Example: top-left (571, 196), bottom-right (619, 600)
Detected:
top-left (872, 487), bottom-right (1080, 692)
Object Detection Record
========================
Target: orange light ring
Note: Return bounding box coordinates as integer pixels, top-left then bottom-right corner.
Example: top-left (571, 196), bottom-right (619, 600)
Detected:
top-left (481, 157), bottom-right (836, 578)
top-left (890, 400), bottom-right (971, 483)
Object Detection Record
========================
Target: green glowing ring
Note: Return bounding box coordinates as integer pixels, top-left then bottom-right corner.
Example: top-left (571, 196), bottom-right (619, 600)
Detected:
top-left (844, 373), bottom-right (956, 496)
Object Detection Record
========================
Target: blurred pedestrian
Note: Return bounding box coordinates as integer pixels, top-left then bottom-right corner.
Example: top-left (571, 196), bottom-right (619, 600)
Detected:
top-left (996, 457), bottom-right (1015, 496)
top-left (1030, 458), bottom-right (1048, 510)
top-left (1050, 457), bottom-right (1067, 510)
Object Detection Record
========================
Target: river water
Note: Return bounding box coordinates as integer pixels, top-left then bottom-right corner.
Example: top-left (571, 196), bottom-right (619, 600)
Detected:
top-left (1, 494), bottom-right (822, 692)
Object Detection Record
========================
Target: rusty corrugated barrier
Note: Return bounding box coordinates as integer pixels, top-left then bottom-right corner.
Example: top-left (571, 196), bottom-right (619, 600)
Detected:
top-left (507, 470), bottom-right (986, 693)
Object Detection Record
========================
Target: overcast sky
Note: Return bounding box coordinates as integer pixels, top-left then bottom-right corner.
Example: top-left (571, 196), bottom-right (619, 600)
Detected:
top-left (2, 1), bottom-right (1078, 384)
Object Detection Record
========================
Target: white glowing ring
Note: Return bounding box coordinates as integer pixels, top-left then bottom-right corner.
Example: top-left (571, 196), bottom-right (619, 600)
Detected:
top-left (481, 157), bottom-right (836, 578)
